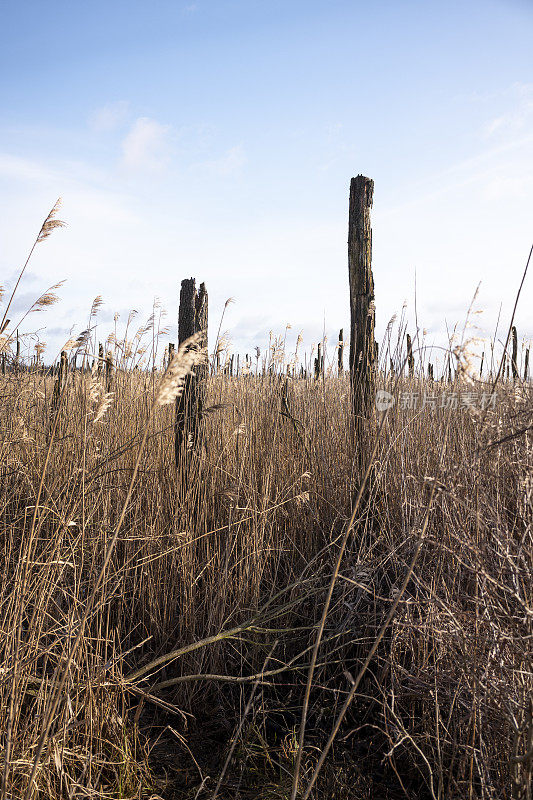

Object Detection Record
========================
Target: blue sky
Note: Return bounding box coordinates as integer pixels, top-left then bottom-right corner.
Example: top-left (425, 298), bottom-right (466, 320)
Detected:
top-left (1, 0), bottom-right (532, 368)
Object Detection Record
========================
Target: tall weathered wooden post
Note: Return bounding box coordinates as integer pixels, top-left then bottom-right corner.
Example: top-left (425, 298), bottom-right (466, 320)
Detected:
top-left (167, 342), bottom-right (175, 370)
top-left (49, 350), bottom-right (67, 439)
top-left (406, 334), bottom-right (414, 377)
top-left (314, 342), bottom-right (323, 380)
top-left (175, 278), bottom-right (208, 466)
top-left (338, 329), bottom-right (344, 376)
top-left (348, 175), bottom-right (376, 449)
top-left (511, 326), bottom-right (518, 381)
top-left (97, 343), bottom-right (104, 377)
top-left (105, 352), bottom-right (114, 393)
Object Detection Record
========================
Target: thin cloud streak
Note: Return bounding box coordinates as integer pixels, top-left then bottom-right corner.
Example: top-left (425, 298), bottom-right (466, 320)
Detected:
top-left (120, 117), bottom-right (172, 173)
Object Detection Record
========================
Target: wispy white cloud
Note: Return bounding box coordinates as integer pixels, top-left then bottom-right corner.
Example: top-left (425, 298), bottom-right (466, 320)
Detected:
top-left (484, 82), bottom-right (533, 137)
top-left (193, 145), bottom-right (246, 176)
top-left (0, 153), bottom-right (57, 183)
top-left (483, 171), bottom-right (533, 201)
top-left (120, 117), bottom-right (171, 172)
top-left (325, 122), bottom-right (343, 137)
top-left (89, 100), bottom-right (130, 133)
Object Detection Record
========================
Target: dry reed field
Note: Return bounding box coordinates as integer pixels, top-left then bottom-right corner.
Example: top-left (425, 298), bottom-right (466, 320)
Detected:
top-left (1, 205), bottom-right (532, 799)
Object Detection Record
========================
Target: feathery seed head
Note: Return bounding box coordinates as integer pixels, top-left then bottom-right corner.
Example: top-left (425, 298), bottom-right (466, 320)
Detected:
top-left (35, 291), bottom-right (60, 309)
top-left (94, 392), bottom-right (114, 423)
top-left (156, 331), bottom-right (207, 407)
top-left (386, 314), bottom-right (397, 334)
top-left (454, 337), bottom-right (482, 384)
top-left (37, 198), bottom-right (66, 243)
top-left (215, 332), bottom-right (231, 357)
top-left (62, 337), bottom-right (77, 352)
top-left (75, 329), bottom-right (91, 350)
top-left (90, 296), bottom-right (104, 317)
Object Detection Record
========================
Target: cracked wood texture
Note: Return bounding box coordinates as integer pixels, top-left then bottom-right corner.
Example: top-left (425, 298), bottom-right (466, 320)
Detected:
top-left (175, 278), bottom-right (208, 465)
top-left (348, 175), bottom-right (376, 450)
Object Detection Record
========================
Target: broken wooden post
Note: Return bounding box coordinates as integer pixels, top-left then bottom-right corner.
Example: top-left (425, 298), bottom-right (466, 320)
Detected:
top-left (97, 343), bottom-right (104, 377)
top-left (167, 343), bottom-right (175, 371)
top-left (406, 334), bottom-right (414, 377)
top-left (348, 175), bottom-right (376, 444)
top-left (314, 342), bottom-right (323, 380)
top-left (49, 350), bottom-right (67, 438)
top-left (511, 326), bottom-right (518, 381)
top-left (175, 278), bottom-right (208, 465)
top-left (338, 329), bottom-right (344, 376)
top-left (444, 352), bottom-right (450, 382)
top-left (105, 351), bottom-right (114, 393)
top-left (524, 348), bottom-right (530, 381)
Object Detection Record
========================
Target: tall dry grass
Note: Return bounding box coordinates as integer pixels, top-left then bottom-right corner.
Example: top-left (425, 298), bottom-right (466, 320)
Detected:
top-left (0, 352), bottom-right (531, 798)
top-left (0, 203), bottom-right (531, 798)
